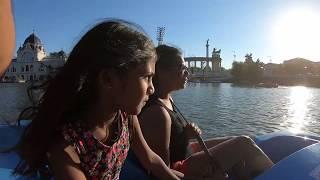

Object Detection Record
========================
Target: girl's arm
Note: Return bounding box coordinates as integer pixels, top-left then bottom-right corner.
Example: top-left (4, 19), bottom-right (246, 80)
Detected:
top-left (130, 115), bottom-right (182, 180)
top-left (139, 105), bottom-right (172, 165)
top-left (47, 140), bottom-right (87, 180)
top-left (189, 136), bottom-right (235, 153)
top-left (0, 0), bottom-right (15, 75)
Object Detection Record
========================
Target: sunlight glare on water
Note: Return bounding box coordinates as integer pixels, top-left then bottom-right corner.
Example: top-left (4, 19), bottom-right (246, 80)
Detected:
top-left (283, 86), bottom-right (311, 133)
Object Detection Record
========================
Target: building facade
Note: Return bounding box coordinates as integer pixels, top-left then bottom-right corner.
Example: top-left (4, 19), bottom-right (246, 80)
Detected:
top-left (184, 40), bottom-right (222, 73)
top-left (2, 33), bottom-right (66, 82)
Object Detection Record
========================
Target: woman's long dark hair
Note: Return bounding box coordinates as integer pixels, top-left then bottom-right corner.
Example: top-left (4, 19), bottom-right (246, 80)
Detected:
top-left (14, 19), bottom-right (156, 176)
top-left (148, 44), bottom-right (182, 101)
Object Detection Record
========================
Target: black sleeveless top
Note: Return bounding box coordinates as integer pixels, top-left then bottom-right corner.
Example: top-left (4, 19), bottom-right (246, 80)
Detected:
top-left (141, 98), bottom-right (190, 163)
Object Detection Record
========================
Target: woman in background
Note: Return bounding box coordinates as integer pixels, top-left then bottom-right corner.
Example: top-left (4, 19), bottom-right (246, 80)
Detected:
top-left (139, 44), bottom-right (274, 179)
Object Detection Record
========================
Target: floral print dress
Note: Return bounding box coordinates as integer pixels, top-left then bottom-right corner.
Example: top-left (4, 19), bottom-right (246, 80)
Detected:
top-left (62, 111), bottom-right (130, 180)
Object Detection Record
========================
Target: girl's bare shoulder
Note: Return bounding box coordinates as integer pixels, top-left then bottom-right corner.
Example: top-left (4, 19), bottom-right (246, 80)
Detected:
top-left (47, 137), bottom-right (80, 165)
top-left (47, 137), bottom-right (87, 179)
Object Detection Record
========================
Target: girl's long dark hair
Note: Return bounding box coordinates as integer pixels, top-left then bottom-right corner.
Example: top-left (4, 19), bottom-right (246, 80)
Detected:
top-left (14, 19), bottom-right (156, 176)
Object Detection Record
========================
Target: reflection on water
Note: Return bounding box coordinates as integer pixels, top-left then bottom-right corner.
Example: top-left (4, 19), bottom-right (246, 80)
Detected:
top-left (283, 86), bottom-right (312, 133)
top-left (173, 83), bottom-right (320, 138)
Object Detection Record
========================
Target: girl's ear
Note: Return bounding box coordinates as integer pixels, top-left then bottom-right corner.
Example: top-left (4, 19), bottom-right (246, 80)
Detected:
top-left (98, 69), bottom-right (112, 89)
top-left (98, 69), bottom-right (120, 90)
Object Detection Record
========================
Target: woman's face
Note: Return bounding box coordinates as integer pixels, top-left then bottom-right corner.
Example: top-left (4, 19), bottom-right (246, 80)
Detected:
top-left (116, 59), bottom-right (156, 115)
top-left (168, 55), bottom-right (189, 90)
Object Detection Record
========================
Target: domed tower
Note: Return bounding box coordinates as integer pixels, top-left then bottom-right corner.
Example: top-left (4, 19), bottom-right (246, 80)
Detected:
top-left (17, 33), bottom-right (46, 62)
top-left (212, 48), bottom-right (222, 72)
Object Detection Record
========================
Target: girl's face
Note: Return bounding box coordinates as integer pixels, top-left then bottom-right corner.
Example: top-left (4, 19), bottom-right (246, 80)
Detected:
top-left (116, 59), bottom-right (156, 115)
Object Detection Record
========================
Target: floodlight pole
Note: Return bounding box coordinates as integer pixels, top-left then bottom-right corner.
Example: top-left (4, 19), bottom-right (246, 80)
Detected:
top-left (156, 27), bottom-right (165, 46)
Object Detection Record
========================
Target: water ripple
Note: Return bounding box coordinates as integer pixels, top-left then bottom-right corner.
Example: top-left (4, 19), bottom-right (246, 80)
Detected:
top-left (173, 83), bottom-right (320, 138)
top-left (1, 83), bottom-right (320, 137)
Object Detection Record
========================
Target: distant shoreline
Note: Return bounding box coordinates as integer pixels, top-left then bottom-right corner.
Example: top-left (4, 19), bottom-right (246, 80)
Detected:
top-left (187, 77), bottom-right (320, 88)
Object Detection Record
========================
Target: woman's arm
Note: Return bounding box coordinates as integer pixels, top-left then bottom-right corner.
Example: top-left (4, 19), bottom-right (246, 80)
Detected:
top-left (47, 141), bottom-right (87, 180)
top-left (139, 105), bottom-right (172, 165)
top-left (0, 0), bottom-right (15, 75)
top-left (130, 115), bottom-right (182, 180)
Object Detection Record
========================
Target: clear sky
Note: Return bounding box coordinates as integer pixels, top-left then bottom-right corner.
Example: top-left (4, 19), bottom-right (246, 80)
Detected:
top-left (12, 0), bottom-right (320, 69)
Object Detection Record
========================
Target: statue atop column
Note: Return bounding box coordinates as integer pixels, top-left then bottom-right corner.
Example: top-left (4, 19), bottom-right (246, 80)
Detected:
top-left (212, 48), bottom-right (222, 72)
top-left (212, 48), bottom-right (221, 56)
top-left (206, 39), bottom-right (209, 58)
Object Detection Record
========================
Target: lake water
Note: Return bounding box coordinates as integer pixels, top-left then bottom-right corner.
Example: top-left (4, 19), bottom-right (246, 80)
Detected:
top-left (1, 83), bottom-right (320, 138)
top-left (172, 83), bottom-right (320, 138)
top-left (0, 83), bottom-right (30, 125)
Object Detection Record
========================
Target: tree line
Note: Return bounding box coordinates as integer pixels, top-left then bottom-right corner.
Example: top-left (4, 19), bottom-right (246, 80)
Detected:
top-left (231, 53), bottom-right (264, 84)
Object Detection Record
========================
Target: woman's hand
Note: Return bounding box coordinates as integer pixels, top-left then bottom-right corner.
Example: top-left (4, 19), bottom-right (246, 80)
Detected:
top-left (184, 122), bottom-right (202, 139)
top-left (171, 169), bottom-right (184, 179)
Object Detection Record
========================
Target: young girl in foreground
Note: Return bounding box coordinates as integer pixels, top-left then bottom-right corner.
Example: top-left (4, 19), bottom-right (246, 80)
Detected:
top-left (139, 44), bottom-right (274, 179)
top-left (14, 20), bottom-right (182, 180)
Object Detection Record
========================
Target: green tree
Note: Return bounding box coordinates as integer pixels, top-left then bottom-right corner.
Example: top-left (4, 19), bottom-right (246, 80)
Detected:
top-left (231, 61), bottom-right (243, 82)
top-left (231, 53), bottom-right (264, 83)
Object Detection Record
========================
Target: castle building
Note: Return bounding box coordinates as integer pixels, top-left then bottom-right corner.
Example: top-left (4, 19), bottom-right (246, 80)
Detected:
top-left (2, 33), bottom-right (66, 82)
